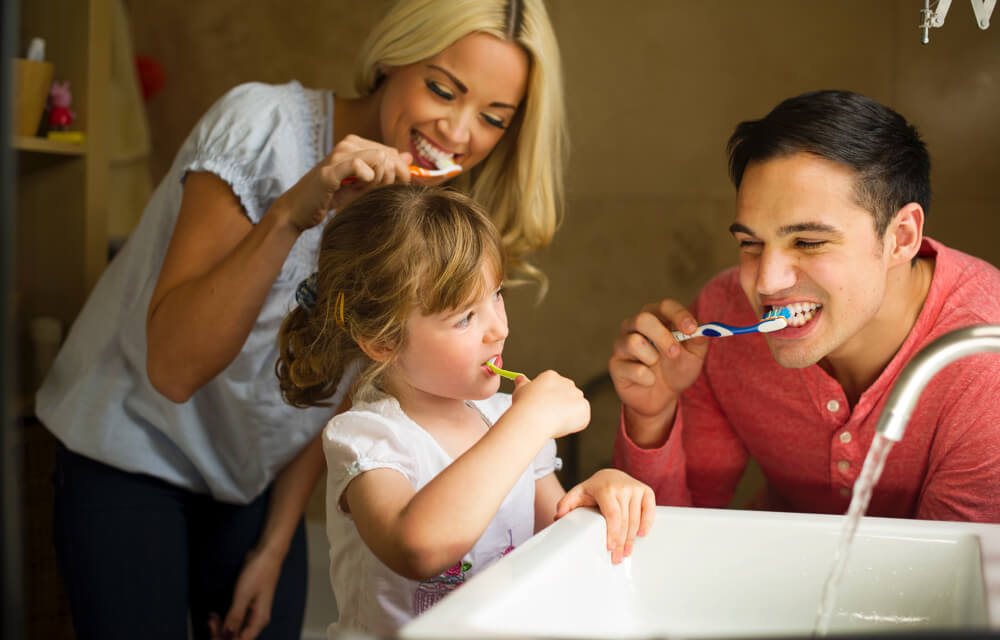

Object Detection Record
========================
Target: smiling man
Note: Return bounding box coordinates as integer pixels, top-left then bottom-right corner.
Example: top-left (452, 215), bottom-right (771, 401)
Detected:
top-left (609, 90), bottom-right (1000, 522)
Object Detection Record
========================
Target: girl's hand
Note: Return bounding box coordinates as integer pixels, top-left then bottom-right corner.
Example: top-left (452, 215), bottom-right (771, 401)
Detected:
top-left (272, 134), bottom-right (413, 233)
top-left (511, 370), bottom-right (590, 440)
top-left (207, 545), bottom-right (284, 640)
top-left (554, 469), bottom-right (656, 564)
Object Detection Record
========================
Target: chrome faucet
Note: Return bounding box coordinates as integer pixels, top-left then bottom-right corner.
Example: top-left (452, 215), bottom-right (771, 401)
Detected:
top-left (877, 324), bottom-right (1000, 441)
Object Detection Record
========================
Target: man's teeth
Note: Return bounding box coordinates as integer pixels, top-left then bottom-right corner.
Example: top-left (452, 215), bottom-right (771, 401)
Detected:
top-left (778, 302), bottom-right (823, 327)
top-left (413, 133), bottom-right (455, 169)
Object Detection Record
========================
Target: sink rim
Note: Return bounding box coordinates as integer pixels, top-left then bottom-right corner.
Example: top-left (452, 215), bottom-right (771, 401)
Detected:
top-left (401, 506), bottom-right (999, 638)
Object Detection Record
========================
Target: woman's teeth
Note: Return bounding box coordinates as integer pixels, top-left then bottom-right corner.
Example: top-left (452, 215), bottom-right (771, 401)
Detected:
top-left (413, 132), bottom-right (455, 169)
top-left (778, 302), bottom-right (823, 327)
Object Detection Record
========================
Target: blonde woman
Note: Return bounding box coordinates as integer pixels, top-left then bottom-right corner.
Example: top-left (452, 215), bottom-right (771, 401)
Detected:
top-left (352, 0), bottom-right (567, 289)
top-left (36, 1), bottom-right (568, 639)
top-left (277, 185), bottom-right (654, 636)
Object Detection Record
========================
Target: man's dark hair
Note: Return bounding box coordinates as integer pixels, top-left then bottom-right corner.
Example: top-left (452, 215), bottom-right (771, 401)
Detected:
top-left (727, 90), bottom-right (931, 237)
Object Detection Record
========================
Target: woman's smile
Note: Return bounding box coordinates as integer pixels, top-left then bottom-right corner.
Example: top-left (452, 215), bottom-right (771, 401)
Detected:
top-left (411, 130), bottom-right (456, 169)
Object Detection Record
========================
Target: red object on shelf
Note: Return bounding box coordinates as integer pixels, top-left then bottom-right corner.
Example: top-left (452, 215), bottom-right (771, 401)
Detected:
top-left (136, 54), bottom-right (165, 101)
top-left (47, 80), bottom-right (76, 130)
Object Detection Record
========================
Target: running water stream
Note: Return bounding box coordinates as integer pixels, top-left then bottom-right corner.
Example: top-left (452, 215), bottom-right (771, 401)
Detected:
top-left (813, 433), bottom-right (896, 635)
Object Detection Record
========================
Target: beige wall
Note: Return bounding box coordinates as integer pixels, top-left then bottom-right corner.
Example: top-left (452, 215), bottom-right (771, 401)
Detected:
top-left (127, 1), bottom-right (1000, 505)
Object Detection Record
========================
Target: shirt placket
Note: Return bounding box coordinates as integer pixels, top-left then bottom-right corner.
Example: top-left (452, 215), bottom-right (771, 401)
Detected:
top-left (822, 393), bottom-right (859, 508)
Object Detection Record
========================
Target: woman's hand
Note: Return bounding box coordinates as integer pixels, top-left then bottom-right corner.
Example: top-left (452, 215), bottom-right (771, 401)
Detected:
top-left (554, 469), bottom-right (656, 564)
top-left (272, 134), bottom-right (413, 233)
top-left (510, 370), bottom-right (591, 440)
top-left (207, 545), bottom-right (284, 640)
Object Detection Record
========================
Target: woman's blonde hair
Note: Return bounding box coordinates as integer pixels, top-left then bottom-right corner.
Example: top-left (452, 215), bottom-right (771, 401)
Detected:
top-left (354, 0), bottom-right (567, 295)
top-left (277, 185), bottom-right (505, 408)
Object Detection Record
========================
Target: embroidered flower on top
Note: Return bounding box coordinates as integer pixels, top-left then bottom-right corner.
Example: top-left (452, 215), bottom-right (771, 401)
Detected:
top-left (413, 560), bottom-right (471, 614)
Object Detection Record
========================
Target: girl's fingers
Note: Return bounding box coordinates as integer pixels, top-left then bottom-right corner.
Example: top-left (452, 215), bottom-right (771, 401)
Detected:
top-left (639, 488), bottom-right (656, 537)
top-left (624, 490), bottom-right (642, 557)
top-left (554, 484), bottom-right (580, 519)
top-left (600, 493), bottom-right (623, 558)
top-left (614, 493), bottom-right (630, 563)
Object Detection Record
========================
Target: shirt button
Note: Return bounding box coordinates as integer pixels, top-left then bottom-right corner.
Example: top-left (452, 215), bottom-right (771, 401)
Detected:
top-left (826, 399), bottom-right (840, 412)
top-left (839, 431), bottom-right (852, 444)
top-left (837, 460), bottom-right (850, 473)
top-left (840, 487), bottom-right (851, 498)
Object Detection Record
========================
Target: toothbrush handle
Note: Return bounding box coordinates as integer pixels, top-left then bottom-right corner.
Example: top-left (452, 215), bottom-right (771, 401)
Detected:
top-left (671, 316), bottom-right (785, 342)
top-left (672, 326), bottom-right (718, 342)
top-left (342, 165), bottom-right (461, 185)
top-left (672, 322), bottom-right (741, 342)
top-left (486, 361), bottom-right (525, 380)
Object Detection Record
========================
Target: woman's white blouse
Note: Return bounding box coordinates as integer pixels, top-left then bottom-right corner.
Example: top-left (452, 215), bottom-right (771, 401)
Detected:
top-left (36, 81), bottom-right (343, 503)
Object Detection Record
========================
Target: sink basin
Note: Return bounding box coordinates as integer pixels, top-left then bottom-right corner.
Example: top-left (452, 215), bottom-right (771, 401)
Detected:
top-left (401, 506), bottom-right (995, 638)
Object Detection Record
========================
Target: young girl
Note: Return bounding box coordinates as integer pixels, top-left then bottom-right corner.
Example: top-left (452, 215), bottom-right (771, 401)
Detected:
top-left (276, 185), bottom-right (655, 636)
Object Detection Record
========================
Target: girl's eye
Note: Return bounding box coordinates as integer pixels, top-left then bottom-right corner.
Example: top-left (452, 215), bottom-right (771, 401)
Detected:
top-left (482, 113), bottom-right (508, 130)
top-left (426, 80), bottom-right (453, 100)
top-left (455, 311), bottom-right (473, 328)
top-left (494, 287), bottom-right (505, 301)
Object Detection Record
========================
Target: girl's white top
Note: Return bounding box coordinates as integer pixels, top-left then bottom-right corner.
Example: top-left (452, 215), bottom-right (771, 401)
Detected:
top-left (35, 82), bottom-right (345, 503)
top-left (323, 391), bottom-right (561, 637)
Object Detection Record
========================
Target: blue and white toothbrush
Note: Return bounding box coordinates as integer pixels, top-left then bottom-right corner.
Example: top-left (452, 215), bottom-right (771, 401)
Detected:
top-left (671, 307), bottom-right (792, 342)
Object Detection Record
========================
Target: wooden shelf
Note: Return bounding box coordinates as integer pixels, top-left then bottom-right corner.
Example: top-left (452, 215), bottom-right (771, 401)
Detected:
top-left (14, 0), bottom-right (111, 636)
top-left (15, 0), bottom-right (111, 332)
top-left (12, 135), bottom-right (87, 155)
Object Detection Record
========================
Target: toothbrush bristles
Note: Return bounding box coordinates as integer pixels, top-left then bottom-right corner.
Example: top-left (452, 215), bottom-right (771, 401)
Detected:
top-left (764, 307), bottom-right (792, 320)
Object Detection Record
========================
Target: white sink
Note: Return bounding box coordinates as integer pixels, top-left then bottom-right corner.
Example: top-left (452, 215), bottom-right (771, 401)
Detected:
top-left (401, 506), bottom-right (996, 638)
